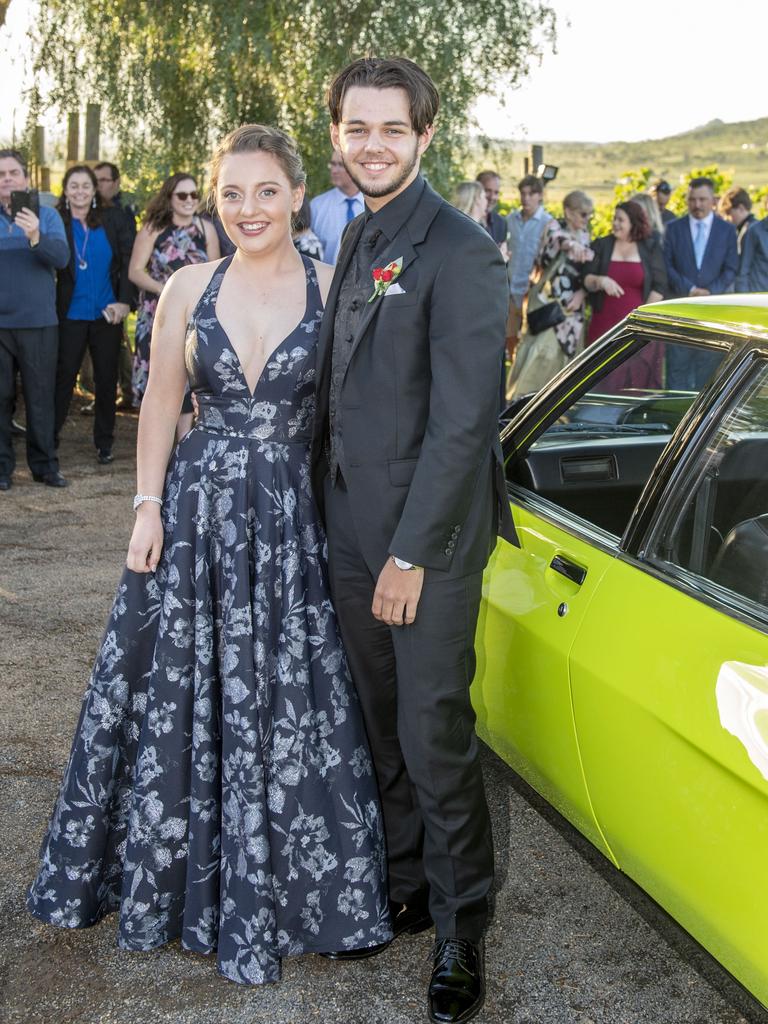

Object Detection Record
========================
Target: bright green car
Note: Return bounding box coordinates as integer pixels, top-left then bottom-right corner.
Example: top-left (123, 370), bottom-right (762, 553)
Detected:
top-left (474, 296), bottom-right (768, 1008)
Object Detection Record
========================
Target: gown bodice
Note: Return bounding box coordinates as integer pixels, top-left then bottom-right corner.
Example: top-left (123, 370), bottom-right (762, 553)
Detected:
top-left (185, 254), bottom-right (323, 446)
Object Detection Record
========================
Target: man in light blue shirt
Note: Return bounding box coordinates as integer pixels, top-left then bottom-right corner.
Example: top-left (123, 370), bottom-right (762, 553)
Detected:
top-left (309, 153), bottom-right (364, 264)
top-left (506, 174), bottom-right (552, 360)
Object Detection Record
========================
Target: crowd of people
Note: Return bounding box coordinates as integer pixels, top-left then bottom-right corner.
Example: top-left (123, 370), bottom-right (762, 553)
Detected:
top-left (2, 141), bottom-right (767, 490)
top-left (446, 167), bottom-right (761, 400)
top-left (5, 52), bottom-right (768, 1024)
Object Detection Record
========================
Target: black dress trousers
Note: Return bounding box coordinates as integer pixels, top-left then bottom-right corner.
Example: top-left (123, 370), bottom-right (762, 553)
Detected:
top-left (323, 474), bottom-right (494, 942)
top-left (55, 317), bottom-right (122, 452)
top-left (0, 326), bottom-right (59, 478)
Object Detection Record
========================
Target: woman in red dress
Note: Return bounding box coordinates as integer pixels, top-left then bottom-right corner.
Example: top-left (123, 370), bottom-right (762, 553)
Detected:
top-left (583, 200), bottom-right (668, 389)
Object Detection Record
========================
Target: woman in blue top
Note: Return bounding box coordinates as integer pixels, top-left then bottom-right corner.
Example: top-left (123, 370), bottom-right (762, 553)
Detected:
top-left (54, 165), bottom-right (133, 464)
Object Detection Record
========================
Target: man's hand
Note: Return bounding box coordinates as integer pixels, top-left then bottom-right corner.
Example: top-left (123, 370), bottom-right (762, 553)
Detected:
top-left (372, 558), bottom-right (425, 626)
top-left (15, 207), bottom-right (40, 246)
top-left (690, 286), bottom-right (711, 297)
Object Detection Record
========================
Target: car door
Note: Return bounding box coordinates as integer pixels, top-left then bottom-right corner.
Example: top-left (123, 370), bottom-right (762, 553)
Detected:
top-left (474, 327), bottom-right (729, 859)
top-left (568, 354), bottom-right (768, 1007)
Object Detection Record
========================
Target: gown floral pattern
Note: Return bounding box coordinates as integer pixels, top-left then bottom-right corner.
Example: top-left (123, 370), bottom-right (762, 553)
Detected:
top-left (132, 218), bottom-right (209, 405)
top-left (27, 254), bottom-right (392, 984)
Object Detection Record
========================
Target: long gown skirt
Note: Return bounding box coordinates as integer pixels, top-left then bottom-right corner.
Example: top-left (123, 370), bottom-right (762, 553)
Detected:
top-left (26, 254), bottom-right (392, 984)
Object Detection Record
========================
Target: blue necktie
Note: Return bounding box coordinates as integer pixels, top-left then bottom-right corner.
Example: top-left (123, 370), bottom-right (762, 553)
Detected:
top-left (344, 197), bottom-right (357, 223)
top-left (694, 220), bottom-right (707, 270)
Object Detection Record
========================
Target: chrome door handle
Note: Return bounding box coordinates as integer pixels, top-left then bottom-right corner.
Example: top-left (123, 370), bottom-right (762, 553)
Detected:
top-left (550, 555), bottom-right (587, 586)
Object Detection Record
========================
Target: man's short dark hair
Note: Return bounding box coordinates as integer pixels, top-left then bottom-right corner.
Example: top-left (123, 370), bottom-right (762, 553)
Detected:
top-left (720, 186), bottom-right (752, 213)
top-left (689, 176), bottom-right (714, 192)
top-left (0, 149), bottom-right (27, 176)
top-left (94, 161), bottom-right (120, 181)
top-left (518, 174), bottom-right (543, 194)
top-left (328, 57), bottom-right (439, 134)
top-left (476, 170), bottom-right (500, 185)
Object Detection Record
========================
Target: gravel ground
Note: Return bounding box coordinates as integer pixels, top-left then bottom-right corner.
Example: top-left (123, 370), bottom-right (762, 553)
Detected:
top-left (1, 401), bottom-right (766, 1024)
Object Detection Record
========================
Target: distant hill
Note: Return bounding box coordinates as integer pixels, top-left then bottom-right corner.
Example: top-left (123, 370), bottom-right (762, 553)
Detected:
top-left (470, 116), bottom-right (768, 204)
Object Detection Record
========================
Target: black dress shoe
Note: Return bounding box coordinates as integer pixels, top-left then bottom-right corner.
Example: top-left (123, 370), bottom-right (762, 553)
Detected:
top-left (0, 476), bottom-right (11, 491)
top-left (80, 401), bottom-right (95, 416)
top-left (97, 448), bottom-right (114, 464)
top-left (321, 896), bottom-right (433, 961)
top-left (32, 471), bottom-right (68, 488)
top-left (11, 419), bottom-right (26, 436)
top-left (428, 938), bottom-right (485, 1024)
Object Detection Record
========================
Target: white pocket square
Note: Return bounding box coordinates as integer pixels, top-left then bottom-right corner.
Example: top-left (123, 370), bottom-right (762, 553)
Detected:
top-left (384, 282), bottom-right (406, 295)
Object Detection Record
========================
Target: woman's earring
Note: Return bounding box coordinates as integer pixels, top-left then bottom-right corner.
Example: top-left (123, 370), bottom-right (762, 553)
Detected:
top-left (65, 197), bottom-right (70, 211)
top-left (92, 196), bottom-right (97, 209)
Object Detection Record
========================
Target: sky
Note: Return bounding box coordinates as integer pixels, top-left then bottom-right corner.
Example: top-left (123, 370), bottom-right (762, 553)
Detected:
top-left (2, 0), bottom-right (766, 146)
top-left (472, 0), bottom-right (767, 142)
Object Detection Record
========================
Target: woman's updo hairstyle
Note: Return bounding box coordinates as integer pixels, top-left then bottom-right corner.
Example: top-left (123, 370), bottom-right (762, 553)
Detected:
top-left (207, 124), bottom-right (306, 211)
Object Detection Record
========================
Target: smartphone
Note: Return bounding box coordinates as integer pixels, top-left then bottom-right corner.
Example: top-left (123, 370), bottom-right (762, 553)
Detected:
top-left (11, 190), bottom-right (40, 219)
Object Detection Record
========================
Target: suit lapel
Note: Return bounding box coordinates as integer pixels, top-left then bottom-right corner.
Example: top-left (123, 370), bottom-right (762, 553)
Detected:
top-left (316, 215), bottom-right (365, 381)
top-left (342, 233), bottom-right (418, 383)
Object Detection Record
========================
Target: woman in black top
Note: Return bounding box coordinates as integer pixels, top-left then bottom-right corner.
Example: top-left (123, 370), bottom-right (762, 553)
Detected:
top-left (54, 164), bottom-right (133, 464)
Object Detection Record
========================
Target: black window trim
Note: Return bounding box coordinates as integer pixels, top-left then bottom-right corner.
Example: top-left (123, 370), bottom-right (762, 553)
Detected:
top-left (501, 320), bottom-right (768, 633)
top-left (631, 349), bottom-right (768, 635)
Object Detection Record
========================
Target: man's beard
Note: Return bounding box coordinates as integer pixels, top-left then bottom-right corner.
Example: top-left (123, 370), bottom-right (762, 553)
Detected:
top-left (340, 141), bottom-right (419, 199)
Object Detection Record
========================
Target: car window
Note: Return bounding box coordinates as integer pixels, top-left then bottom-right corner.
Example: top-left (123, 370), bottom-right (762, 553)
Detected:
top-left (507, 336), bottom-right (727, 538)
top-left (647, 361), bottom-right (768, 614)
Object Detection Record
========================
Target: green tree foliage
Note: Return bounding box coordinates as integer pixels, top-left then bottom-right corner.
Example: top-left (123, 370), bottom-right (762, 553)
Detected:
top-left (30, 0), bottom-right (556, 206)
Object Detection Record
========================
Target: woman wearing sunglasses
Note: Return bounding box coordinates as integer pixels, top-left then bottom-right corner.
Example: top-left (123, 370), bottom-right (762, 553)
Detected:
top-left (129, 173), bottom-right (220, 436)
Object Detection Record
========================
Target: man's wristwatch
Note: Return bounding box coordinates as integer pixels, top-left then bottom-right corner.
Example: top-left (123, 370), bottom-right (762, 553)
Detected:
top-left (392, 556), bottom-right (419, 571)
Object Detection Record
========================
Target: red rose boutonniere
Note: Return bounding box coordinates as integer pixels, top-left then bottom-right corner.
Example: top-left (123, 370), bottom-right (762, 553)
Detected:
top-left (368, 256), bottom-right (404, 302)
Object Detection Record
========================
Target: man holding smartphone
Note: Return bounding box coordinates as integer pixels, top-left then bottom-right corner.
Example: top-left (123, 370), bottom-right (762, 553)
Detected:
top-left (0, 149), bottom-right (69, 490)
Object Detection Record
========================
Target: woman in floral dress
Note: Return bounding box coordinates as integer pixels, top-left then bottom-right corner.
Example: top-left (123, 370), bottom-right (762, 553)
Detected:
top-left (27, 125), bottom-right (391, 985)
top-left (129, 173), bottom-right (220, 437)
top-left (534, 189), bottom-right (595, 360)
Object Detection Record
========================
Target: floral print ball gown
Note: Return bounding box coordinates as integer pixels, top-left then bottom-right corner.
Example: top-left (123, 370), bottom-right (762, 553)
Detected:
top-left (27, 254), bottom-right (392, 984)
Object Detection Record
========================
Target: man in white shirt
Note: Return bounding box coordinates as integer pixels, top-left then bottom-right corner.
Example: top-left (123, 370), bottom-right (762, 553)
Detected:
top-left (506, 175), bottom-right (551, 361)
top-left (309, 153), bottom-right (364, 264)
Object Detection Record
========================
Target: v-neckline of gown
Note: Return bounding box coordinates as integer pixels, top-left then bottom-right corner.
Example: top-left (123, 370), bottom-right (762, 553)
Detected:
top-left (213, 254), bottom-right (313, 401)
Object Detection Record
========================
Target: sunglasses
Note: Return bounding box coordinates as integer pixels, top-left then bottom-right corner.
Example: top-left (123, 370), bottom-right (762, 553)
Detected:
top-left (173, 190), bottom-right (199, 201)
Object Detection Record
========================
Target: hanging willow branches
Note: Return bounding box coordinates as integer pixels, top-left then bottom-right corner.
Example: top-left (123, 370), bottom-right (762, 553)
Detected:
top-left (29, 0), bottom-right (556, 199)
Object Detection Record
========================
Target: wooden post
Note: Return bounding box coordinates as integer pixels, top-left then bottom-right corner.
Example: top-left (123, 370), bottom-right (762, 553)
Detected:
top-left (67, 112), bottom-right (79, 164)
top-left (523, 156), bottom-right (530, 176)
top-left (34, 125), bottom-right (50, 191)
top-left (530, 145), bottom-right (543, 177)
top-left (84, 103), bottom-right (101, 162)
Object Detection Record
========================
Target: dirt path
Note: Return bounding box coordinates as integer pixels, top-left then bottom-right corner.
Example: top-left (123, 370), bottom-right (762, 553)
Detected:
top-left (0, 400), bottom-right (762, 1024)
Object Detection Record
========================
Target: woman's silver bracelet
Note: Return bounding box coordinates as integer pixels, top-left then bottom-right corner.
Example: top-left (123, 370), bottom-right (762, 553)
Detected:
top-left (133, 494), bottom-right (163, 512)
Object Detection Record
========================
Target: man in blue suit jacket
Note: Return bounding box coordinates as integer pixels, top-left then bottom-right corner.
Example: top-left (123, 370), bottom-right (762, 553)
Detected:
top-left (664, 176), bottom-right (738, 389)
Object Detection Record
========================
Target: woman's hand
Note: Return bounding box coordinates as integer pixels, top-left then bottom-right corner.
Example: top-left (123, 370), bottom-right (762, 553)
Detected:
top-left (105, 302), bottom-right (131, 324)
top-left (601, 275), bottom-right (624, 298)
top-left (127, 506), bottom-right (163, 572)
top-left (565, 240), bottom-right (592, 263)
top-left (565, 289), bottom-right (585, 313)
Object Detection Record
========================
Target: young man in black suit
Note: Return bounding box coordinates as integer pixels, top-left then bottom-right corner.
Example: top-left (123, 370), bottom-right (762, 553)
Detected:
top-left (311, 56), bottom-right (516, 1024)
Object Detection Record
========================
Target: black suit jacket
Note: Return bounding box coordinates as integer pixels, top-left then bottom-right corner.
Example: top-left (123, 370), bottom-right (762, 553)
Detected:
top-left (663, 215), bottom-right (738, 298)
top-left (311, 180), bottom-right (517, 578)
top-left (56, 206), bottom-right (134, 320)
top-left (583, 233), bottom-right (669, 313)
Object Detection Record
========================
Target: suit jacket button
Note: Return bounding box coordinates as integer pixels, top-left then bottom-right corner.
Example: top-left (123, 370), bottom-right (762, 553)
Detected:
top-left (345, 333), bottom-right (354, 343)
